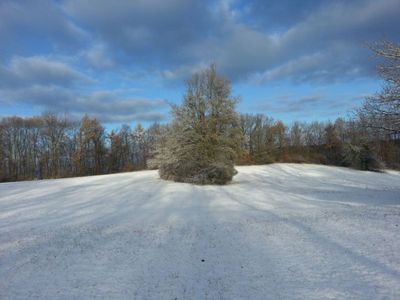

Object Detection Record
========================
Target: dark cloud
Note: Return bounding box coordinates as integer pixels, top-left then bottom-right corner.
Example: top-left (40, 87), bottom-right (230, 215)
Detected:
top-left (64, 0), bottom-right (217, 68)
top-left (0, 0), bottom-right (87, 58)
top-left (217, 0), bottom-right (400, 81)
top-left (5, 0), bottom-right (398, 82)
top-left (0, 85), bottom-right (168, 123)
top-left (250, 44), bottom-right (371, 83)
top-left (63, 0), bottom-right (397, 83)
top-left (0, 53), bottom-right (166, 123)
top-left (237, 0), bottom-right (332, 29)
top-left (1, 0), bottom-right (399, 122)
top-left (0, 56), bottom-right (91, 88)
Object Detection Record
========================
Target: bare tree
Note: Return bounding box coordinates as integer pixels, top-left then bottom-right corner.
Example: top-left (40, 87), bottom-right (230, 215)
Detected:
top-left (360, 41), bottom-right (400, 134)
top-left (75, 115), bottom-right (106, 175)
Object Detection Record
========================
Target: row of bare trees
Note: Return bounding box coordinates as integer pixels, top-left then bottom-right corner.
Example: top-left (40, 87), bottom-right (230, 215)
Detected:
top-left (0, 113), bottom-right (160, 182)
top-left (1, 110), bottom-right (398, 182)
top-left (237, 115), bottom-right (399, 170)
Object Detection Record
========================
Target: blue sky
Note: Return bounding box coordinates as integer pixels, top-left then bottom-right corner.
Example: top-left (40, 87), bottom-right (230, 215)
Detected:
top-left (0, 0), bottom-right (399, 127)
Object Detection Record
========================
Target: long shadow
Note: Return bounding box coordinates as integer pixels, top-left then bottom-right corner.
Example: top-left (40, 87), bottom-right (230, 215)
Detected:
top-left (0, 181), bottom-right (251, 298)
top-left (222, 184), bottom-right (400, 280)
top-left (1, 178), bottom-right (306, 299)
top-left (1, 168), bottom-right (399, 299)
top-left (241, 170), bottom-right (400, 206)
top-left (0, 174), bottom-right (168, 234)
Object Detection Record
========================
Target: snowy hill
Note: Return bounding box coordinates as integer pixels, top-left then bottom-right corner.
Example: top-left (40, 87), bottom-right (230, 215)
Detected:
top-left (0, 164), bottom-right (399, 299)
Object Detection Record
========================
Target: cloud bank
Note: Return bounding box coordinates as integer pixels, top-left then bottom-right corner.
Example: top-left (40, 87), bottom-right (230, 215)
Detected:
top-left (0, 0), bottom-right (399, 122)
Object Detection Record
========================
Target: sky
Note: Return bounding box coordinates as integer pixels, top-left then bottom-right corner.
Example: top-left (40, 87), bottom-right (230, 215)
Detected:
top-left (0, 0), bottom-right (399, 128)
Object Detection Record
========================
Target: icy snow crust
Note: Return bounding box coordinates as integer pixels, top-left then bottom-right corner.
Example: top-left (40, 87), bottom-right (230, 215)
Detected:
top-left (0, 164), bottom-right (399, 299)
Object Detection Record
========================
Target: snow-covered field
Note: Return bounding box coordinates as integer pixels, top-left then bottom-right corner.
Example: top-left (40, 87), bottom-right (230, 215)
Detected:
top-left (0, 164), bottom-right (399, 299)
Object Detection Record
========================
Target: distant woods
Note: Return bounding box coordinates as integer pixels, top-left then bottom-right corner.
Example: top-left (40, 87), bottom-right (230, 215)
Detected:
top-left (1, 110), bottom-right (399, 183)
top-left (236, 115), bottom-right (398, 171)
top-left (1, 41), bottom-right (399, 183)
top-left (0, 113), bottom-right (160, 182)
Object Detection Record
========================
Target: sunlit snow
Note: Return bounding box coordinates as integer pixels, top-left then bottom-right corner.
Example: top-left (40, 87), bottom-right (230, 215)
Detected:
top-left (0, 164), bottom-right (399, 299)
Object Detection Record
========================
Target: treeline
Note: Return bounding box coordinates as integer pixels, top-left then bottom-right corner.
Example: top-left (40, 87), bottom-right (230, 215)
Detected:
top-left (237, 114), bottom-right (399, 170)
top-left (0, 113), bottom-right (163, 182)
top-left (1, 111), bottom-right (399, 182)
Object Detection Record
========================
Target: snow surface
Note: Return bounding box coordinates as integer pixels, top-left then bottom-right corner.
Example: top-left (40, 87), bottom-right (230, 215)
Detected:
top-left (0, 163), bottom-right (399, 299)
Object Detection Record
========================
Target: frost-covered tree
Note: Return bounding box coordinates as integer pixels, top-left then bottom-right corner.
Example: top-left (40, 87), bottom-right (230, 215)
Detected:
top-left (360, 41), bottom-right (400, 134)
top-left (132, 124), bottom-right (147, 169)
top-left (156, 65), bottom-right (242, 184)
